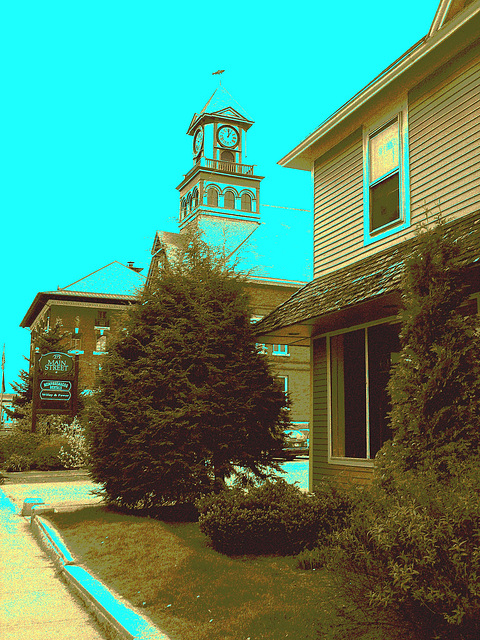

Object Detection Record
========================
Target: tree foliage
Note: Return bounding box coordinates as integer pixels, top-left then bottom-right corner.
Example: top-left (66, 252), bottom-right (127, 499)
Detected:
top-left (7, 319), bottom-right (70, 421)
top-left (87, 233), bottom-right (290, 508)
top-left (379, 215), bottom-right (480, 479)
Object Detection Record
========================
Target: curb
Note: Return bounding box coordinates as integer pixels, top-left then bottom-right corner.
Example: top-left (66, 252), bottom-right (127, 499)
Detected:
top-left (30, 512), bottom-right (172, 640)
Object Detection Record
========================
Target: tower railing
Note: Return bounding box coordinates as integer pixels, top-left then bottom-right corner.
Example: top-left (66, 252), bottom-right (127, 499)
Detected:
top-left (197, 157), bottom-right (255, 176)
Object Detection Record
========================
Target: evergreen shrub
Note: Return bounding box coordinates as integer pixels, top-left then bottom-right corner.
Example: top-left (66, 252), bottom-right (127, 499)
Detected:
top-left (197, 478), bottom-right (355, 556)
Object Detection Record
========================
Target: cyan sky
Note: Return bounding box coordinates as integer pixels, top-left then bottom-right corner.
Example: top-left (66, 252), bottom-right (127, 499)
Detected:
top-left (1, 0), bottom-right (440, 390)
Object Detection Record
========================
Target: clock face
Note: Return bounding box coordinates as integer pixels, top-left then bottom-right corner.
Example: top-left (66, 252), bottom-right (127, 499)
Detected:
top-left (217, 125), bottom-right (239, 148)
top-left (193, 128), bottom-right (203, 154)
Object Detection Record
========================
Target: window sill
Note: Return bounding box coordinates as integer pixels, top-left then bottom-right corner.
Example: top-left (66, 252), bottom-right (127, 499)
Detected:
top-left (68, 349), bottom-right (84, 355)
top-left (93, 351), bottom-right (109, 356)
top-left (328, 457), bottom-right (374, 468)
top-left (272, 353), bottom-right (290, 357)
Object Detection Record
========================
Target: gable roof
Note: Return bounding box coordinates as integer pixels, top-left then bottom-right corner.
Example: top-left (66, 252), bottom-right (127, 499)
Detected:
top-left (429, 0), bottom-right (477, 36)
top-left (254, 211), bottom-right (480, 337)
top-left (280, 0), bottom-right (480, 170)
top-left (61, 261), bottom-right (145, 296)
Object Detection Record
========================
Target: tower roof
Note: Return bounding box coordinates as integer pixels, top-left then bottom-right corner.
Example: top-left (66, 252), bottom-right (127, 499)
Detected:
top-left (187, 85), bottom-right (254, 134)
top-left (200, 85), bottom-right (252, 120)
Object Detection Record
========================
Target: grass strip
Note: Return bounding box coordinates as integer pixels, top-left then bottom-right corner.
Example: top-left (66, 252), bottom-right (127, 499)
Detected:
top-left (47, 505), bottom-right (410, 640)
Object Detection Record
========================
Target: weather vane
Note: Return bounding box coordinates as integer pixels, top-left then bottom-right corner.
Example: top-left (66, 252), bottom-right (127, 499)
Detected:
top-left (212, 69), bottom-right (225, 84)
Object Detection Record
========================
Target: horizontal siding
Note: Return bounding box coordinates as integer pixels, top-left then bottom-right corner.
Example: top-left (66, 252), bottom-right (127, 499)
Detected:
top-left (409, 56), bottom-right (480, 222)
top-left (311, 52), bottom-right (480, 278)
top-left (313, 141), bottom-right (364, 278)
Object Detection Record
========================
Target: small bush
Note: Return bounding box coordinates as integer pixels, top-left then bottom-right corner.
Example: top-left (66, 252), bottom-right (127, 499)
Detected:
top-left (0, 431), bottom-right (40, 464)
top-left (4, 454), bottom-right (33, 472)
top-left (57, 418), bottom-right (89, 468)
top-left (296, 546), bottom-right (329, 570)
top-left (197, 478), bottom-right (355, 556)
top-left (31, 437), bottom-right (69, 470)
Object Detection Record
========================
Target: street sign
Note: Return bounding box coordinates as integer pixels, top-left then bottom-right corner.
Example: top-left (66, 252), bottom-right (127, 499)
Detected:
top-left (40, 380), bottom-right (72, 392)
top-left (38, 352), bottom-right (74, 375)
top-left (32, 351), bottom-right (79, 431)
top-left (40, 390), bottom-right (72, 401)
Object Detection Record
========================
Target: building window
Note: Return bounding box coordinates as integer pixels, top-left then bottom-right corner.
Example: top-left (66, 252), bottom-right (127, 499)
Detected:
top-left (329, 323), bottom-right (400, 460)
top-left (95, 330), bottom-right (107, 353)
top-left (255, 343), bottom-right (268, 354)
top-left (277, 375), bottom-right (288, 394)
top-left (241, 193), bottom-right (252, 212)
top-left (95, 311), bottom-right (109, 328)
top-left (272, 344), bottom-right (289, 356)
top-left (192, 187), bottom-right (199, 210)
top-left (363, 108), bottom-right (410, 244)
top-left (224, 190), bottom-right (235, 209)
top-left (180, 198), bottom-right (187, 220)
top-left (207, 187), bottom-right (218, 207)
top-left (220, 149), bottom-right (235, 162)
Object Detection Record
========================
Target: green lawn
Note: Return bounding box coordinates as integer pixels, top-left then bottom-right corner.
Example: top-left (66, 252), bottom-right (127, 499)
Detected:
top-left (47, 506), bottom-right (411, 640)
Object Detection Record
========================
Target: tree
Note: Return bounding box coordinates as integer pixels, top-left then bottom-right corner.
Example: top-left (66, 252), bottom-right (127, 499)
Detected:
top-left (379, 214), bottom-right (480, 480)
top-left (7, 319), bottom-right (70, 421)
top-left (87, 233), bottom-right (290, 508)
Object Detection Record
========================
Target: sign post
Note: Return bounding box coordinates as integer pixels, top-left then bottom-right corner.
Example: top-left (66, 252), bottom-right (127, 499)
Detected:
top-left (32, 352), bottom-right (79, 432)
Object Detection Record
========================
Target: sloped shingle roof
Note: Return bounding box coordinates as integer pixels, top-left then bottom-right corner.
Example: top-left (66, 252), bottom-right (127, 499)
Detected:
top-left (254, 211), bottom-right (480, 335)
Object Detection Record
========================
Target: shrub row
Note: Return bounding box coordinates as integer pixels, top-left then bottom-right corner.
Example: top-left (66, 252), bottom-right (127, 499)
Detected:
top-left (0, 431), bottom-right (74, 471)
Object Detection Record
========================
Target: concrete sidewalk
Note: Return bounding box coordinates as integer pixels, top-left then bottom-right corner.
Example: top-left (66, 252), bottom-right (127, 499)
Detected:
top-left (0, 489), bottom-right (106, 640)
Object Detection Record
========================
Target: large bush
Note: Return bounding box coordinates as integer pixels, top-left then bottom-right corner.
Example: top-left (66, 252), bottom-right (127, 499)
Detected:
top-left (88, 232), bottom-right (289, 509)
top-left (197, 478), bottom-right (355, 556)
top-left (331, 464), bottom-right (480, 639)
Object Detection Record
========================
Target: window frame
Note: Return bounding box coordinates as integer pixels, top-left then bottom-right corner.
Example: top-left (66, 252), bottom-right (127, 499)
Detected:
top-left (272, 344), bottom-right (290, 357)
top-left (362, 103), bottom-right (410, 246)
top-left (325, 316), bottom-right (399, 467)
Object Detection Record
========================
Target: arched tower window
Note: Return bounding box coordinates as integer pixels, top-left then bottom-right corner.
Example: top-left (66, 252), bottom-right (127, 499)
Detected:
top-left (207, 187), bottom-right (218, 207)
top-left (220, 149), bottom-right (235, 163)
top-left (187, 193), bottom-right (192, 214)
top-left (241, 193), bottom-right (252, 212)
top-left (192, 188), bottom-right (199, 210)
top-left (180, 198), bottom-right (187, 220)
top-left (224, 191), bottom-right (235, 209)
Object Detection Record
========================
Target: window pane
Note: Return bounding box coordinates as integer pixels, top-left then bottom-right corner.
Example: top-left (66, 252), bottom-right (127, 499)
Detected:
top-left (369, 119), bottom-right (399, 183)
top-left (224, 191), bottom-right (235, 209)
top-left (331, 330), bottom-right (366, 458)
top-left (241, 193), bottom-right (252, 212)
top-left (370, 172), bottom-right (400, 232)
top-left (367, 323), bottom-right (400, 458)
top-left (207, 188), bottom-right (218, 206)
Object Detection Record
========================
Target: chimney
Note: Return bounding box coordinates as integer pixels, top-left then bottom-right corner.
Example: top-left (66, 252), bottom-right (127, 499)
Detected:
top-left (126, 262), bottom-right (144, 273)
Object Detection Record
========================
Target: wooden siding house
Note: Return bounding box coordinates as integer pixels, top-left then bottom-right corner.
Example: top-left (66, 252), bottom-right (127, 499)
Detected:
top-left (255, 0), bottom-right (480, 488)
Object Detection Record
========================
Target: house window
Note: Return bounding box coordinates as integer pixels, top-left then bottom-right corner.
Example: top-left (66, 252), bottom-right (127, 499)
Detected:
top-left (363, 108), bottom-right (410, 244)
top-left (272, 344), bottom-right (289, 356)
top-left (224, 191), bottom-right (235, 209)
top-left (329, 323), bottom-right (400, 460)
top-left (277, 375), bottom-right (288, 394)
top-left (95, 330), bottom-right (107, 353)
top-left (241, 193), bottom-right (252, 212)
top-left (256, 343), bottom-right (268, 354)
top-left (207, 187), bottom-right (218, 207)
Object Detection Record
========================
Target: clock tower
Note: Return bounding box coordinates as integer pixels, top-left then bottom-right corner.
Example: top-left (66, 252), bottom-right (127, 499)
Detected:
top-left (176, 85), bottom-right (264, 254)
